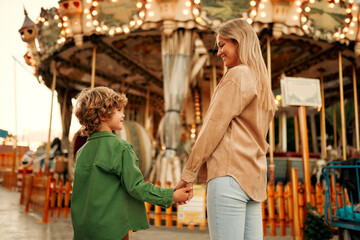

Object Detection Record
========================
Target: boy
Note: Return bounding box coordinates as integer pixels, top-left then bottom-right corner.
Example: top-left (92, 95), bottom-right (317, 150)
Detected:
top-left (71, 87), bottom-right (190, 240)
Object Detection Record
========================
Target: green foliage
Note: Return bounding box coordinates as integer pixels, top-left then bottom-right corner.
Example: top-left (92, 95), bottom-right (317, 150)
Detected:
top-left (304, 206), bottom-right (333, 240)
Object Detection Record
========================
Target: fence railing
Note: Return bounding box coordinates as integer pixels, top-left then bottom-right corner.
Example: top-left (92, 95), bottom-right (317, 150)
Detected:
top-left (13, 167), bottom-right (351, 238)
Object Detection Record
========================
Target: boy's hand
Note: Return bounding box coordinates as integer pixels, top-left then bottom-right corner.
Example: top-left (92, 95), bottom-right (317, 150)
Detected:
top-left (173, 186), bottom-right (192, 203)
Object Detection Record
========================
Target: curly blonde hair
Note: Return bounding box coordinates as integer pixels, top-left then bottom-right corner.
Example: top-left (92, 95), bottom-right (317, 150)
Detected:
top-left (74, 87), bottom-right (128, 136)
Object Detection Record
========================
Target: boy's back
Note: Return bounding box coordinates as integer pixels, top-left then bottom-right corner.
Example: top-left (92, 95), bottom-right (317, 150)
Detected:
top-left (71, 131), bottom-right (172, 240)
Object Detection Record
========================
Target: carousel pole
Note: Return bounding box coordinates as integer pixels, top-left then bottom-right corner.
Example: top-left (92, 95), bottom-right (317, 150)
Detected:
top-left (294, 116), bottom-right (300, 152)
top-left (145, 86), bottom-right (150, 130)
top-left (91, 46), bottom-right (96, 89)
top-left (45, 61), bottom-right (57, 175)
top-left (338, 51), bottom-right (347, 160)
top-left (267, 35), bottom-right (275, 184)
top-left (352, 64), bottom-right (360, 151)
top-left (319, 69), bottom-right (327, 159)
top-left (333, 105), bottom-right (338, 150)
top-left (61, 89), bottom-right (68, 131)
top-left (298, 106), bottom-right (311, 204)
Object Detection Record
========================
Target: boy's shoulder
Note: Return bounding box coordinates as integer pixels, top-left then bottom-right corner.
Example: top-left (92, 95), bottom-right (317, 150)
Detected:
top-left (114, 136), bottom-right (133, 151)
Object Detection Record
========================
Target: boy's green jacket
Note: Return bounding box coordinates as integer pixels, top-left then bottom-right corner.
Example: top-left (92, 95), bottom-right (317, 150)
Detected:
top-left (71, 131), bottom-right (174, 240)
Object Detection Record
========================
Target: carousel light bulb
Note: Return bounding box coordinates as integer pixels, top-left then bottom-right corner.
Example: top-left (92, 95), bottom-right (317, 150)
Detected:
top-left (260, 12), bottom-right (266, 18)
top-left (109, 29), bottom-right (115, 35)
top-left (301, 16), bottom-right (307, 22)
top-left (44, 21), bottom-right (49, 26)
top-left (54, 15), bottom-right (59, 20)
top-left (193, 8), bottom-right (200, 15)
top-left (340, 33), bottom-right (345, 38)
top-left (305, 7), bottom-right (310, 12)
top-left (148, 11), bottom-right (154, 17)
top-left (66, 28), bottom-right (71, 33)
top-left (87, 14), bottom-right (92, 19)
top-left (343, 27), bottom-right (349, 32)
top-left (84, 9), bottom-right (90, 14)
top-left (63, 22), bottom-right (68, 27)
top-left (296, 1), bottom-right (301, 6)
top-left (247, 18), bottom-right (253, 24)
top-left (195, 17), bottom-right (202, 23)
top-left (139, 11), bottom-right (145, 18)
top-left (334, 32), bottom-right (340, 37)
top-left (183, 9), bottom-right (189, 15)
top-left (137, 20), bottom-right (143, 25)
top-left (63, 16), bottom-right (68, 21)
top-left (262, 0), bottom-right (267, 2)
top-left (86, 21), bottom-right (92, 27)
top-left (329, 3), bottom-right (335, 8)
top-left (345, 18), bottom-right (350, 23)
top-left (61, 37), bottom-right (66, 42)
top-left (116, 27), bottom-right (122, 33)
top-left (346, 8), bottom-right (351, 13)
top-left (92, 10), bottom-right (98, 16)
top-left (251, 10), bottom-right (257, 16)
top-left (293, 15), bottom-right (299, 21)
top-left (124, 27), bottom-right (130, 33)
top-left (86, 0), bottom-right (91, 3)
top-left (349, 0), bottom-right (354, 3)
top-left (302, 24), bottom-right (309, 30)
top-left (96, 26), bottom-right (101, 32)
top-left (92, 1), bottom-right (98, 7)
top-left (259, 3), bottom-right (265, 9)
top-left (93, 20), bottom-right (99, 25)
top-left (130, 20), bottom-right (135, 26)
top-left (185, 1), bottom-right (191, 7)
top-left (57, 39), bottom-right (62, 44)
top-left (136, 2), bottom-right (142, 8)
top-left (41, 17), bottom-right (46, 22)
top-left (61, 29), bottom-right (66, 35)
top-left (353, 17), bottom-right (358, 22)
top-left (334, 0), bottom-right (339, 3)
top-left (309, 0), bottom-right (315, 3)
top-left (297, 8), bottom-right (302, 13)
top-left (250, 1), bottom-right (256, 6)
top-left (58, 22), bottom-right (63, 28)
top-left (146, 0), bottom-right (152, 2)
top-left (111, 0), bottom-right (117, 2)
top-left (194, 0), bottom-right (200, 4)
top-left (102, 25), bottom-right (108, 30)
top-left (350, 22), bottom-right (355, 27)
top-left (350, 30), bottom-right (354, 35)
top-left (145, 3), bottom-right (151, 9)
top-left (353, 6), bottom-right (358, 11)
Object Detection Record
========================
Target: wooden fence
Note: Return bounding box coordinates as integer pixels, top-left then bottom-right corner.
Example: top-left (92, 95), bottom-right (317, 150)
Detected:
top-left (14, 167), bottom-right (350, 239)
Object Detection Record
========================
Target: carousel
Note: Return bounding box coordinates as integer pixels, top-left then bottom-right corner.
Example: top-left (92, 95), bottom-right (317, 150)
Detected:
top-left (18, 0), bottom-right (360, 203)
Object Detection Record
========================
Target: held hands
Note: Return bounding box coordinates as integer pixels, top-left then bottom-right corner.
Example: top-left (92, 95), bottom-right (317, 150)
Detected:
top-left (173, 186), bottom-right (192, 203)
top-left (174, 179), bottom-right (194, 205)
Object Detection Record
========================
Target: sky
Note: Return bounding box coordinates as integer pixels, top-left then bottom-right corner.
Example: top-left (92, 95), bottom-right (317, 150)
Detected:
top-left (0, 0), bottom-right (81, 150)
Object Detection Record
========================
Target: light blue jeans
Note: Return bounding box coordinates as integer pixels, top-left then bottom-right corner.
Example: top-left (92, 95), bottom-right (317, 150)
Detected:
top-left (207, 176), bottom-right (263, 240)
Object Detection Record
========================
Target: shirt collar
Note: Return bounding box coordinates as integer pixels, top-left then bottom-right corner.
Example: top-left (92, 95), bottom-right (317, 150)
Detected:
top-left (87, 131), bottom-right (116, 141)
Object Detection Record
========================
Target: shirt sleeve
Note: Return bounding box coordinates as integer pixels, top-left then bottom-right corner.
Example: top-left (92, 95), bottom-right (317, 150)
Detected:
top-left (120, 146), bottom-right (173, 208)
top-left (181, 70), bottom-right (256, 182)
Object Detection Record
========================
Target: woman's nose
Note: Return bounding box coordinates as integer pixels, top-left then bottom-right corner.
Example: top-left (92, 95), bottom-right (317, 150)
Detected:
top-left (217, 48), bottom-right (221, 56)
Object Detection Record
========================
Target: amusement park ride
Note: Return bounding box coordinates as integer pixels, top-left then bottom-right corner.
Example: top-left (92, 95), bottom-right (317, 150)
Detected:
top-left (11, 0), bottom-right (360, 237)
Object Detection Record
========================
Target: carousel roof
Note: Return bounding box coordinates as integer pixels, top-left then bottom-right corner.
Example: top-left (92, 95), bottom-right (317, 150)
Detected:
top-left (20, 0), bottom-right (360, 115)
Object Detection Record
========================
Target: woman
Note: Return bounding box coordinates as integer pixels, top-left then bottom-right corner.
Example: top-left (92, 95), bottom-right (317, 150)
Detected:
top-left (175, 19), bottom-right (277, 239)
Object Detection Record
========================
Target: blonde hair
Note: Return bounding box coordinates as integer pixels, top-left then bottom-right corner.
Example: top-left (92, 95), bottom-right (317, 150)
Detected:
top-left (75, 87), bottom-right (128, 136)
top-left (216, 18), bottom-right (277, 111)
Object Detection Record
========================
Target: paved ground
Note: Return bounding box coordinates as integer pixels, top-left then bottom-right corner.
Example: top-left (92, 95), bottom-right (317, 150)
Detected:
top-left (0, 186), bottom-right (336, 240)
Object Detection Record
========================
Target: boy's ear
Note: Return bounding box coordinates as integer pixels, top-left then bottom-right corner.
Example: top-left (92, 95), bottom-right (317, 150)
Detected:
top-left (98, 115), bottom-right (107, 122)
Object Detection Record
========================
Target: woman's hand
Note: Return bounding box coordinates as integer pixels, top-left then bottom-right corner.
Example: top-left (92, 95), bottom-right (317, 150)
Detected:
top-left (175, 179), bottom-right (194, 205)
top-left (173, 186), bottom-right (192, 203)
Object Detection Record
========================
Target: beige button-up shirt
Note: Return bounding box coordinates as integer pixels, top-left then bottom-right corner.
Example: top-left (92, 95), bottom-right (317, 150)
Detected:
top-left (181, 65), bottom-right (276, 202)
